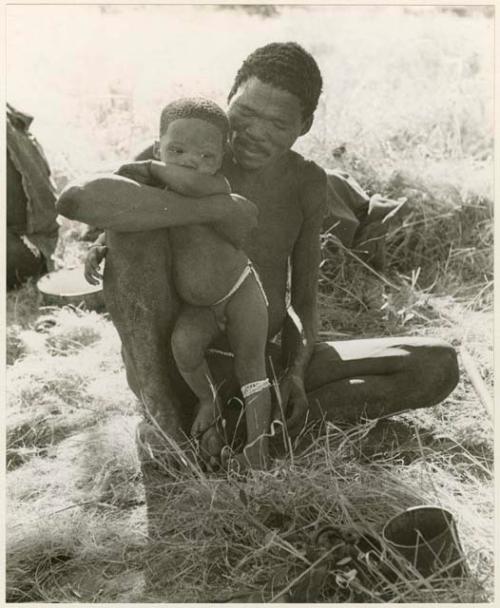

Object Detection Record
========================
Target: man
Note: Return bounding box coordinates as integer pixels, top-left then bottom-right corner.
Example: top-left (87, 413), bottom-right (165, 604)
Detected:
top-left (7, 104), bottom-right (59, 289)
top-left (57, 42), bottom-right (459, 465)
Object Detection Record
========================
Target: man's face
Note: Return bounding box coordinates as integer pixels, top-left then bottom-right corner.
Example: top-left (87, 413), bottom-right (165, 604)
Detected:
top-left (227, 76), bottom-right (311, 171)
top-left (156, 118), bottom-right (224, 175)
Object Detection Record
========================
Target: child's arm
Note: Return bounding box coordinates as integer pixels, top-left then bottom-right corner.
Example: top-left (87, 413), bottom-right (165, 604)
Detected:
top-left (149, 161), bottom-right (231, 197)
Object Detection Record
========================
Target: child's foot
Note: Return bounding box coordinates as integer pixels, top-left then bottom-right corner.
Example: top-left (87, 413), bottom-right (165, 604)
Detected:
top-left (191, 401), bottom-right (225, 469)
top-left (191, 400), bottom-right (216, 439)
top-left (199, 425), bottom-right (225, 469)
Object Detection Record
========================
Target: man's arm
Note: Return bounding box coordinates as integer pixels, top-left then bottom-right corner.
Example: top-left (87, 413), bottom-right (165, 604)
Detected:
top-left (280, 169), bottom-right (327, 429)
top-left (281, 204), bottom-right (323, 377)
top-left (56, 173), bottom-right (256, 237)
top-left (149, 161), bottom-right (231, 198)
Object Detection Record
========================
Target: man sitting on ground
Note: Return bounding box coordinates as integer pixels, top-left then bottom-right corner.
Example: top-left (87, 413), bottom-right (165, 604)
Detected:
top-left (57, 42), bottom-right (459, 470)
top-left (86, 98), bottom-right (272, 469)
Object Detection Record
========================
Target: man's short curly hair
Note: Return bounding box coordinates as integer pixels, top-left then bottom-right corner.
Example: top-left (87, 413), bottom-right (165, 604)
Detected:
top-left (159, 98), bottom-right (230, 139)
top-left (228, 42), bottom-right (323, 118)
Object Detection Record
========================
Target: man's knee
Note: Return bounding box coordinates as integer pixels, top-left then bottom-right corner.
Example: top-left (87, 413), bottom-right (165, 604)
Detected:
top-left (415, 339), bottom-right (459, 405)
top-left (106, 228), bottom-right (170, 253)
top-left (431, 340), bottom-right (459, 399)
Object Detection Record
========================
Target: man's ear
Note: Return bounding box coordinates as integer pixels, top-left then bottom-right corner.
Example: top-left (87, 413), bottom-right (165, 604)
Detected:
top-left (300, 114), bottom-right (314, 136)
top-left (152, 141), bottom-right (161, 159)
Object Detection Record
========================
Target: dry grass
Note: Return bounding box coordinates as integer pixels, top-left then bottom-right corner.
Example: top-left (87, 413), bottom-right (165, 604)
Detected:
top-left (5, 4), bottom-right (493, 604)
top-left (6, 419), bottom-right (492, 602)
top-left (5, 254), bottom-right (494, 602)
top-left (134, 422), bottom-right (491, 603)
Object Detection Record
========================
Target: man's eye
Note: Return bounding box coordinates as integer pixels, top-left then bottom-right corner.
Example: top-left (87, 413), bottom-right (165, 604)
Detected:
top-left (201, 153), bottom-right (214, 159)
top-left (170, 147), bottom-right (183, 154)
top-left (273, 121), bottom-right (287, 131)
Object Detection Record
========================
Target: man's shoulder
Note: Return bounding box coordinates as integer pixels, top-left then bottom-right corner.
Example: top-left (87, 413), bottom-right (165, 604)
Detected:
top-left (287, 151), bottom-right (327, 215)
top-left (288, 151), bottom-right (327, 184)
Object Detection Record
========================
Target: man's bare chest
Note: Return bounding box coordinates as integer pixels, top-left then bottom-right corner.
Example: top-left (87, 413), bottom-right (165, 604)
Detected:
top-left (229, 171), bottom-right (303, 263)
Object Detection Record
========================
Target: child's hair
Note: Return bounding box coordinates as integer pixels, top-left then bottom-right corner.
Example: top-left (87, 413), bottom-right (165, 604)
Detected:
top-left (228, 42), bottom-right (323, 119)
top-left (159, 98), bottom-right (230, 140)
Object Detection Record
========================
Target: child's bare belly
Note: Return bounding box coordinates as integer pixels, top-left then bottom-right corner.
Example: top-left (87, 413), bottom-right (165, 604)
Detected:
top-left (170, 225), bottom-right (249, 306)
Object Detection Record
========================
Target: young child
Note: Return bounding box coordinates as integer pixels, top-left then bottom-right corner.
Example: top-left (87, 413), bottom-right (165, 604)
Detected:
top-left (85, 98), bottom-right (272, 469)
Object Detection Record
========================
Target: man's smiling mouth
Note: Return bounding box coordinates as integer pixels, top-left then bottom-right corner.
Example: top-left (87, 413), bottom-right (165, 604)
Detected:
top-left (235, 137), bottom-right (268, 157)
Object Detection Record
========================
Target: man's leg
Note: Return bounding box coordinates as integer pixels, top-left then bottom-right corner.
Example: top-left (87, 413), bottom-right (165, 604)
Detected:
top-left (103, 229), bottom-right (192, 446)
top-left (103, 229), bottom-right (197, 543)
top-left (302, 337), bottom-right (459, 425)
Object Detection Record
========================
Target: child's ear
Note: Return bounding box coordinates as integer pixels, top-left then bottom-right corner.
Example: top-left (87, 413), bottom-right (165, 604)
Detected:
top-left (152, 141), bottom-right (161, 159)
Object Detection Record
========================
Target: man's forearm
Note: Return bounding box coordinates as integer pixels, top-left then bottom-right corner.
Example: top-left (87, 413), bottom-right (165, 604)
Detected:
top-left (57, 174), bottom-right (240, 232)
top-left (281, 304), bottom-right (318, 377)
top-left (150, 162), bottom-right (230, 197)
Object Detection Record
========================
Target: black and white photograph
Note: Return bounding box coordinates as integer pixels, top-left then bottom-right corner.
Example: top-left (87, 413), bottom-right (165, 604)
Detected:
top-left (5, 3), bottom-right (494, 603)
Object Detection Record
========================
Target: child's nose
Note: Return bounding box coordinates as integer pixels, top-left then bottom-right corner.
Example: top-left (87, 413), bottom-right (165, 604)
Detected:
top-left (180, 154), bottom-right (199, 169)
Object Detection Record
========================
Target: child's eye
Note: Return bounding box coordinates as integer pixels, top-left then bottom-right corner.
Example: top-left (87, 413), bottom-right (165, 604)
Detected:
top-left (237, 106), bottom-right (253, 117)
top-left (201, 153), bottom-right (214, 159)
top-left (169, 147), bottom-right (183, 154)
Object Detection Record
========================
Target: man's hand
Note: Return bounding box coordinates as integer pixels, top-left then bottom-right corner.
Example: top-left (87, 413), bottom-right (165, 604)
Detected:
top-left (84, 244), bottom-right (108, 285)
top-left (115, 160), bottom-right (153, 185)
top-left (278, 372), bottom-right (309, 436)
top-left (355, 194), bottom-right (407, 271)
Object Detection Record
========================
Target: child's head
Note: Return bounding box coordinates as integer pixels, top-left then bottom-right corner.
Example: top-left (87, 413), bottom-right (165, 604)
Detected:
top-left (155, 98), bottom-right (229, 175)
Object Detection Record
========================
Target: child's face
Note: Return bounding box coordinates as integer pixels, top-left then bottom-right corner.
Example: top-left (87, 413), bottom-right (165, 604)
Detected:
top-left (157, 118), bottom-right (224, 175)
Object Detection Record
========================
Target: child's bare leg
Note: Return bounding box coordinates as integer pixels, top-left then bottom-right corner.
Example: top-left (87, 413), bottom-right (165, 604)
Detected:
top-left (225, 276), bottom-right (271, 469)
top-left (171, 306), bottom-right (222, 441)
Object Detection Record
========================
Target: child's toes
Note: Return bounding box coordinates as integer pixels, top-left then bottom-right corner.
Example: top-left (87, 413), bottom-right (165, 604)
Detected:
top-left (200, 426), bottom-right (224, 458)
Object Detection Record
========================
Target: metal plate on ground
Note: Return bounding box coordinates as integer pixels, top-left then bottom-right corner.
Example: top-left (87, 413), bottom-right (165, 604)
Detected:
top-left (37, 266), bottom-right (102, 298)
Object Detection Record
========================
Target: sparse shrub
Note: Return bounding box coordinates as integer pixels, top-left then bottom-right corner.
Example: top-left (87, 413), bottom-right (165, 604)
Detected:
top-left (6, 507), bottom-right (146, 602)
top-left (68, 415), bottom-right (143, 507)
top-left (45, 325), bottom-right (102, 356)
top-left (7, 280), bottom-right (43, 328)
top-left (6, 325), bottom-right (26, 365)
top-left (7, 404), bottom-right (99, 470)
top-left (37, 307), bottom-right (105, 356)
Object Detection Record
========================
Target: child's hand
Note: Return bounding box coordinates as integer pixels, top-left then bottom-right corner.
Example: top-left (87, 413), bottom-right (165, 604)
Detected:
top-left (115, 160), bottom-right (152, 185)
top-left (84, 244), bottom-right (108, 285)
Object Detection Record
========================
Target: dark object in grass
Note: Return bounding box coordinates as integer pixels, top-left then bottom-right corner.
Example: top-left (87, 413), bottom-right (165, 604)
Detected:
top-left (287, 525), bottom-right (387, 602)
top-left (382, 505), bottom-right (468, 578)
